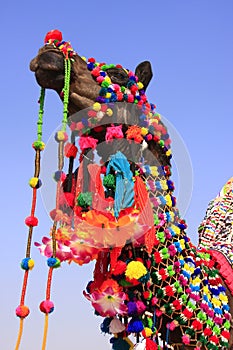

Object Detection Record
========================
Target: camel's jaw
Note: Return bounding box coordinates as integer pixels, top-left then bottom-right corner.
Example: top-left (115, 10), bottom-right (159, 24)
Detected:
top-left (30, 48), bottom-right (65, 91)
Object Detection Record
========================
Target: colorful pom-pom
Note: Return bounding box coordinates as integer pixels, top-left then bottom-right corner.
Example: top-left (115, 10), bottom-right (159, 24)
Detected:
top-left (125, 261), bottom-right (147, 280)
top-left (137, 82), bottom-right (144, 90)
top-left (103, 174), bottom-right (116, 189)
top-left (77, 192), bottom-right (93, 208)
top-left (53, 170), bottom-right (66, 182)
top-left (32, 140), bottom-right (45, 150)
top-left (16, 305), bottom-right (30, 318)
top-left (142, 327), bottom-right (153, 338)
top-left (25, 216), bottom-right (38, 227)
top-left (127, 318), bottom-right (144, 333)
top-left (29, 177), bottom-right (42, 188)
top-left (100, 317), bottom-right (112, 334)
top-left (109, 317), bottom-right (125, 334)
top-left (93, 102), bottom-right (102, 111)
top-left (44, 29), bottom-right (62, 43)
top-left (47, 257), bottom-right (61, 268)
top-left (21, 258), bottom-right (35, 270)
top-left (55, 131), bottom-right (68, 142)
top-left (39, 300), bottom-right (54, 314)
top-left (106, 108), bottom-right (113, 117)
top-left (64, 142), bottom-right (78, 158)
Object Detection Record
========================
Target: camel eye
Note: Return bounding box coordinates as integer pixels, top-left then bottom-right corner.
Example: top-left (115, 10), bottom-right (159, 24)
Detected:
top-left (106, 68), bottom-right (128, 85)
top-left (113, 72), bottom-right (125, 80)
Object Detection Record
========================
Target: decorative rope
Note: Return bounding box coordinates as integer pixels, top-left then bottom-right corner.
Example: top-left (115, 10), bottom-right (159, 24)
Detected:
top-left (40, 57), bottom-right (71, 350)
top-left (15, 88), bottom-right (46, 350)
top-left (62, 58), bottom-right (71, 131)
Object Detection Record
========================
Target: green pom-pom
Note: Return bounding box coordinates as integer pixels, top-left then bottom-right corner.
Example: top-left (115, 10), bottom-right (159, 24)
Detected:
top-left (175, 315), bottom-right (187, 325)
top-left (151, 272), bottom-right (159, 284)
top-left (197, 311), bottom-right (207, 321)
top-left (187, 301), bottom-right (196, 310)
top-left (199, 335), bottom-right (208, 345)
top-left (164, 303), bottom-right (172, 315)
top-left (223, 320), bottom-right (231, 330)
top-left (156, 289), bottom-right (164, 298)
top-left (157, 232), bottom-right (165, 243)
top-left (147, 318), bottom-right (153, 328)
top-left (181, 294), bottom-right (188, 304)
top-left (103, 174), bottom-right (116, 189)
top-left (153, 214), bottom-right (159, 225)
top-left (77, 192), bottom-right (93, 208)
top-left (33, 140), bottom-right (45, 150)
top-left (206, 319), bottom-right (214, 327)
top-left (101, 80), bottom-right (110, 88)
top-left (167, 266), bottom-right (175, 277)
top-left (212, 325), bottom-right (220, 336)
top-left (185, 328), bottom-right (195, 337)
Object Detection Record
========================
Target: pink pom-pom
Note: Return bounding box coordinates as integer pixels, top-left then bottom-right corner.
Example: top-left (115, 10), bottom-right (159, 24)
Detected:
top-left (182, 334), bottom-right (190, 344)
top-left (25, 216), bottom-right (38, 227)
top-left (145, 134), bottom-right (153, 141)
top-left (39, 300), bottom-right (54, 314)
top-left (96, 76), bottom-right (105, 83)
top-left (151, 296), bottom-right (158, 306)
top-left (127, 94), bottom-right (134, 103)
top-left (16, 305), bottom-right (30, 318)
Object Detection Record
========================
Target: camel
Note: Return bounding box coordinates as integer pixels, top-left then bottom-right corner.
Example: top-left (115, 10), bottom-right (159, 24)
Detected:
top-left (30, 30), bottom-right (233, 350)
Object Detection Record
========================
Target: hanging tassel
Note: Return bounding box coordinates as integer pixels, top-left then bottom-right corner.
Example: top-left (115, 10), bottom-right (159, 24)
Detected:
top-left (134, 176), bottom-right (155, 253)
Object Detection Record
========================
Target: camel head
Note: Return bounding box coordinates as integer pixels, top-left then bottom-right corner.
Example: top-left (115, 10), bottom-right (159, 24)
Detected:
top-left (30, 30), bottom-right (153, 115)
top-left (30, 30), bottom-right (171, 166)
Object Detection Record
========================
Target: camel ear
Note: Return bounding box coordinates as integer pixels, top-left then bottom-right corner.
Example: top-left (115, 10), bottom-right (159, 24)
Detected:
top-left (135, 61), bottom-right (153, 91)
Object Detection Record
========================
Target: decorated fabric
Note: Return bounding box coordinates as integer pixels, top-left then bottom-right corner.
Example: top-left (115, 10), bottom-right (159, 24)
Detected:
top-left (31, 31), bottom-right (233, 350)
top-left (106, 152), bottom-right (135, 218)
top-left (199, 178), bottom-right (233, 295)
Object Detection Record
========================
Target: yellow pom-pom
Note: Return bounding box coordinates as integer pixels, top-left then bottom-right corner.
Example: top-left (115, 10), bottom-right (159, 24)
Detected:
top-left (150, 166), bottom-right (158, 177)
top-left (29, 177), bottom-right (39, 188)
top-left (141, 127), bottom-right (148, 136)
top-left (165, 194), bottom-right (172, 207)
top-left (166, 149), bottom-right (172, 157)
top-left (161, 180), bottom-right (168, 191)
top-left (81, 56), bottom-right (87, 62)
top-left (137, 82), bottom-right (144, 90)
top-left (105, 92), bottom-right (111, 99)
top-left (28, 259), bottom-right (35, 270)
top-left (106, 108), bottom-right (113, 117)
top-left (219, 293), bottom-right (228, 302)
top-left (55, 131), bottom-right (68, 142)
top-left (93, 102), bottom-right (101, 111)
top-left (125, 261), bottom-right (147, 280)
top-left (105, 76), bottom-right (111, 84)
top-left (212, 298), bottom-right (221, 307)
top-left (171, 224), bottom-right (180, 235)
top-left (143, 327), bottom-right (153, 338)
top-left (179, 238), bottom-right (185, 250)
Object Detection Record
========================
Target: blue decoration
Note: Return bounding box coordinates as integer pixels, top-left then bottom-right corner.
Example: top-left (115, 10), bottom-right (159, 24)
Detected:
top-left (106, 152), bottom-right (134, 218)
top-left (127, 318), bottom-right (144, 333)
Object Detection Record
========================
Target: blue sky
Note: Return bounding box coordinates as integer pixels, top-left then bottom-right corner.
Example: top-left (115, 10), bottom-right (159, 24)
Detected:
top-left (1, 1), bottom-right (233, 349)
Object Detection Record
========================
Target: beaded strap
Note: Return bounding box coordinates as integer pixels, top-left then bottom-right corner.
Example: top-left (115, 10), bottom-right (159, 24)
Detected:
top-left (15, 88), bottom-right (46, 350)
